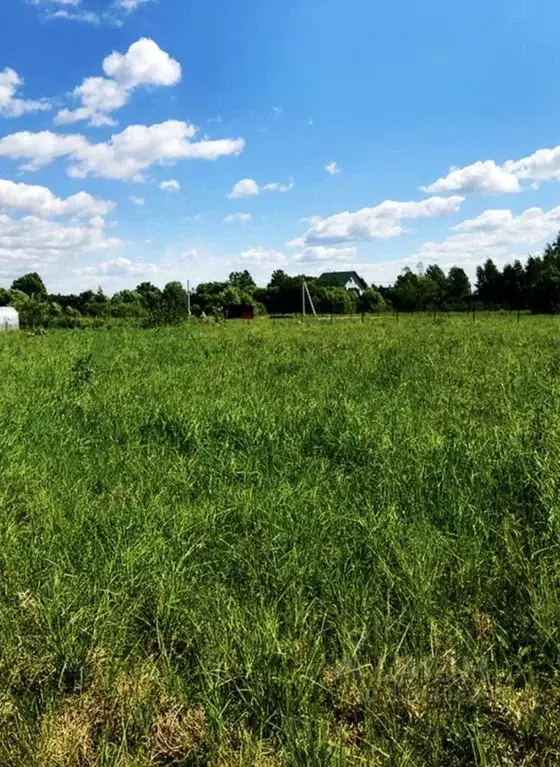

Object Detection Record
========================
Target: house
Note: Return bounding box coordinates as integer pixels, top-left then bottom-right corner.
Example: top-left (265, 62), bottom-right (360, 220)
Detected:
top-left (0, 307), bottom-right (19, 331)
top-left (225, 303), bottom-right (255, 320)
top-left (318, 271), bottom-right (369, 295)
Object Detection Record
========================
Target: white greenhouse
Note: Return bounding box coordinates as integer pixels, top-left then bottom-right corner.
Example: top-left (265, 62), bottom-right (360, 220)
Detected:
top-left (0, 307), bottom-right (19, 331)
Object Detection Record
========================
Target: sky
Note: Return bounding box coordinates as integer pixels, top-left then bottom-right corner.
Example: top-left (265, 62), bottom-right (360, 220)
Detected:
top-left (1, 0), bottom-right (560, 293)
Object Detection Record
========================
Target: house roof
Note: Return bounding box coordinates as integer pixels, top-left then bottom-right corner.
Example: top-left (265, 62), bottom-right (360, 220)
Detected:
top-left (318, 271), bottom-right (368, 290)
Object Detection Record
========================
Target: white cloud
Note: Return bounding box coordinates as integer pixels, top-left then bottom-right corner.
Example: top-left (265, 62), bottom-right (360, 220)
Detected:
top-left (0, 131), bottom-right (88, 171)
top-left (228, 177), bottom-right (293, 198)
top-left (129, 195), bottom-right (145, 206)
top-left (229, 244), bottom-right (361, 282)
top-left (423, 143), bottom-right (560, 196)
top-left (238, 246), bottom-right (290, 267)
top-left (504, 145), bottom-right (560, 183)
top-left (76, 257), bottom-right (158, 277)
top-left (37, 0), bottom-right (154, 25)
top-left (55, 38), bottom-right (181, 126)
top-left (0, 213), bottom-right (120, 268)
top-left (31, 0), bottom-right (81, 6)
top-left (103, 38), bottom-right (181, 88)
top-left (285, 236), bottom-right (305, 248)
top-left (303, 196), bottom-right (464, 245)
top-left (325, 161), bottom-right (340, 176)
top-left (158, 179), bottom-right (181, 192)
top-left (0, 179), bottom-right (114, 218)
top-left (116, 0), bottom-right (154, 10)
top-left (48, 9), bottom-right (100, 23)
top-left (410, 204), bottom-right (560, 273)
top-left (451, 209), bottom-right (514, 233)
top-left (0, 121), bottom-right (245, 181)
top-left (0, 68), bottom-right (50, 118)
top-left (298, 246), bottom-right (356, 262)
top-left (228, 178), bottom-right (259, 199)
top-left (262, 180), bottom-right (294, 192)
top-left (272, 106), bottom-right (283, 118)
top-left (224, 212), bottom-right (252, 224)
top-left (422, 160), bottom-right (520, 195)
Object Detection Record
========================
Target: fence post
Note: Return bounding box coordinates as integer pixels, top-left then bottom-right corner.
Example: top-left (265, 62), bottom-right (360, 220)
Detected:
top-left (361, 312), bottom-right (365, 323)
top-left (517, 309), bottom-right (520, 324)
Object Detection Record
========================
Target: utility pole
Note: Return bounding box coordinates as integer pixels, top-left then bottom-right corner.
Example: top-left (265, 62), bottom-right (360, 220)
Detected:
top-left (302, 280), bottom-right (306, 318)
top-left (304, 280), bottom-right (317, 317)
top-left (187, 279), bottom-right (191, 315)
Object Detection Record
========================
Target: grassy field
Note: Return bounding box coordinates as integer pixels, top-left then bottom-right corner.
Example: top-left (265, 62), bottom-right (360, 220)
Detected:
top-left (1, 315), bottom-right (560, 766)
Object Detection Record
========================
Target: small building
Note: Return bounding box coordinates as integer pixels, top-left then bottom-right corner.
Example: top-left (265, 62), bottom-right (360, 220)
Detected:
top-left (225, 303), bottom-right (255, 320)
top-left (0, 307), bottom-right (19, 331)
top-left (318, 271), bottom-right (368, 295)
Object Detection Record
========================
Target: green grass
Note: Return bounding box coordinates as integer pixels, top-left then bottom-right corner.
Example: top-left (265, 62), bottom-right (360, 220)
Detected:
top-left (1, 315), bottom-right (560, 765)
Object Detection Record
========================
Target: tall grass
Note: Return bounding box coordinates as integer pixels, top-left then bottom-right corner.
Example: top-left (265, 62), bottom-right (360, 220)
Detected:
top-left (1, 315), bottom-right (560, 765)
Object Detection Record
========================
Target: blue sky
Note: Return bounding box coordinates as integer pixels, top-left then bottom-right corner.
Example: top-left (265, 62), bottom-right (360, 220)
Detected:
top-left (1, 0), bottom-right (560, 293)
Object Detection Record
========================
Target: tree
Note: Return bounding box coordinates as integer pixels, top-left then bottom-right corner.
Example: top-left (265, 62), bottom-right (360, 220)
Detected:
top-left (476, 259), bottom-right (503, 307)
top-left (446, 267), bottom-right (471, 304)
top-left (228, 270), bottom-right (256, 291)
top-left (389, 268), bottom-right (422, 311)
top-left (502, 260), bottom-right (526, 309)
top-left (11, 272), bottom-right (47, 299)
top-left (358, 287), bottom-right (386, 313)
top-left (162, 281), bottom-right (190, 321)
top-left (0, 288), bottom-right (11, 307)
top-left (136, 282), bottom-right (162, 311)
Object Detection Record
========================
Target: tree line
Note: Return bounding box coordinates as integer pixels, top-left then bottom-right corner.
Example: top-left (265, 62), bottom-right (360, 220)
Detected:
top-left (3, 235), bottom-right (560, 327)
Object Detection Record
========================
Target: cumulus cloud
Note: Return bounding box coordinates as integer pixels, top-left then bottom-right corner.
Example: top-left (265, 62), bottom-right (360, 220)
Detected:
top-left (298, 246), bottom-right (356, 262)
top-left (0, 214), bottom-right (120, 268)
top-left (0, 121), bottom-right (245, 181)
top-left (76, 256), bottom-right (159, 277)
top-left (325, 161), bottom-right (340, 176)
top-left (224, 212), bottom-right (252, 224)
top-left (422, 160), bottom-right (520, 195)
top-left (504, 145), bottom-right (560, 183)
top-left (129, 195), bottom-right (145, 205)
top-left (228, 177), bottom-right (293, 198)
top-left (0, 179), bottom-right (114, 218)
top-left (0, 68), bottom-right (50, 118)
top-left (55, 38), bottom-right (181, 126)
top-left (0, 131), bottom-right (89, 171)
top-left (158, 179), bottom-right (180, 192)
top-left (303, 196), bottom-right (464, 245)
top-left (423, 143), bottom-right (560, 196)
top-left (238, 246), bottom-right (290, 267)
top-left (228, 178), bottom-right (259, 199)
top-left (410, 205), bottom-right (560, 271)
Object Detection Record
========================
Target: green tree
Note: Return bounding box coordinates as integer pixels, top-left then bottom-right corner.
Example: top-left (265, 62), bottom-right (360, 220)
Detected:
top-left (358, 287), bottom-right (386, 313)
top-left (228, 270), bottom-right (256, 292)
top-left (162, 281), bottom-right (190, 321)
top-left (11, 272), bottom-right (47, 299)
top-left (136, 282), bottom-right (162, 311)
top-left (502, 260), bottom-right (526, 309)
top-left (476, 259), bottom-right (503, 307)
top-left (446, 267), bottom-right (471, 303)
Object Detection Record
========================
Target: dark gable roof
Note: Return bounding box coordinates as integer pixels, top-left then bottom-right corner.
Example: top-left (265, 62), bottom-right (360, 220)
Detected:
top-left (318, 271), bottom-right (368, 291)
